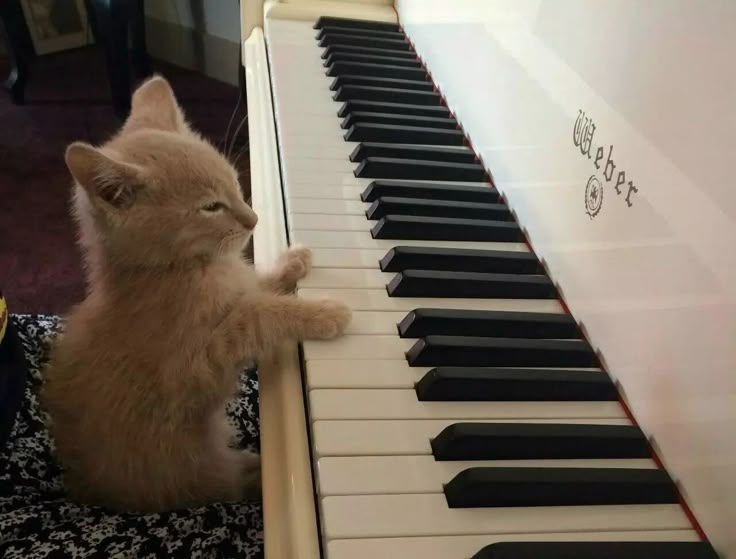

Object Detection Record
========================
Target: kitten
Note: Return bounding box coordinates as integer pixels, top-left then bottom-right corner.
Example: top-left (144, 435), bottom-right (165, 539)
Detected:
top-left (40, 75), bottom-right (352, 513)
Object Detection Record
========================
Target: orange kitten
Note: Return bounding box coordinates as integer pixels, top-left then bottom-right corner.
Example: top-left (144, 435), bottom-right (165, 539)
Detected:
top-left (40, 76), bottom-right (351, 512)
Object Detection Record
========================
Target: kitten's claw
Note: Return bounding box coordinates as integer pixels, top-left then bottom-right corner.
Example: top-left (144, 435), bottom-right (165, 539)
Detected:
top-left (310, 299), bottom-right (352, 339)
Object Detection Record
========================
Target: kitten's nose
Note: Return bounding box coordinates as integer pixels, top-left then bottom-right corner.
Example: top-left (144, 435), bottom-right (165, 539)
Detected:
top-left (238, 206), bottom-right (258, 229)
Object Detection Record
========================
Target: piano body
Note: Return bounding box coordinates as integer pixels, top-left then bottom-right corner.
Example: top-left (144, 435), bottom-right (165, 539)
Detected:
top-left (240, 1), bottom-right (735, 558)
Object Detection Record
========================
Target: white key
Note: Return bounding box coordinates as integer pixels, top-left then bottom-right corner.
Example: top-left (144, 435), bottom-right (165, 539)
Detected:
top-left (305, 360), bottom-right (430, 389)
top-left (326, 531), bottom-right (701, 559)
top-left (309, 389), bottom-right (625, 420)
top-left (275, 85), bottom-right (334, 99)
top-left (287, 170), bottom-right (371, 187)
top-left (287, 198), bottom-right (368, 215)
top-left (343, 312), bottom-right (405, 335)
top-left (285, 181), bottom-right (493, 200)
top-left (293, 230), bottom-right (529, 251)
top-left (308, 246), bottom-right (529, 268)
top-left (288, 214), bottom-right (369, 231)
top-left (270, 66), bottom-right (333, 83)
top-left (311, 248), bottom-right (385, 268)
top-left (285, 185), bottom-right (365, 201)
top-left (321, 495), bottom-right (691, 539)
top-left (276, 115), bottom-right (344, 135)
top-left (276, 103), bottom-right (341, 123)
top-left (269, 19), bottom-right (340, 40)
top-left (272, 56), bottom-right (330, 71)
top-left (299, 268), bottom-right (392, 289)
top-left (279, 122), bottom-right (347, 140)
top-left (304, 334), bottom-right (413, 360)
top-left (317, 455), bottom-right (657, 496)
top-left (280, 144), bottom-right (353, 159)
top-left (285, 158), bottom-right (357, 174)
top-left (299, 289), bottom-right (564, 313)
top-left (281, 135), bottom-right (358, 153)
top-left (312, 418), bottom-right (632, 457)
top-left (305, 359), bottom-right (602, 389)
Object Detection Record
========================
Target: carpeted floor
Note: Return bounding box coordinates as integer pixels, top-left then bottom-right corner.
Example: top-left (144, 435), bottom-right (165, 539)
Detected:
top-left (0, 46), bottom-right (250, 314)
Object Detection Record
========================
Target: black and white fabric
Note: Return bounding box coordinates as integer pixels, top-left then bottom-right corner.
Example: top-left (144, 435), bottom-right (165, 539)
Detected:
top-left (0, 314), bottom-right (264, 559)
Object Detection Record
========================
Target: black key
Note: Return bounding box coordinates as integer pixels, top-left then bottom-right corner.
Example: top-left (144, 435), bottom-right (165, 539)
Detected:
top-left (356, 158), bottom-right (487, 181)
top-left (372, 215), bottom-right (523, 241)
top-left (324, 52), bottom-right (420, 68)
top-left (342, 112), bottom-right (456, 130)
top-left (416, 367), bottom-right (617, 401)
top-left (328, 61), bottom-right (427, 80)
top-left (334, 85), bottom-right (442, 105)
top-left (322, 47), bottom-right (417, 64)
top-left (431, 423), bottom-right (649, 460)
top-left (352, 145), bottom-right (476, 165)
top-left (319, 33), bottom-right (412, 52)
top-left (338, 100), bottom-right (449, 118)
top-left (367, 197), bottom-right (510, 221)
top-left (323, 44), bottom-right (418, 60)
top-left (406, 336), bottom-right (597, 367)
top-left (443, 467), bottom-right (678, 508)
top-left (316, 26), bottom-right (406, 41)
top-left (363, 181), bottom-right (495, 203)
top-left (388, 270), bottom-right (555, 299)
top-left (314, 16), bottom-right (401, 32)
top-left (380, 247), bottom-right (538, 273)
top-left (399, 309), bottom-right (577, 338)
top-left (345, 124), bottom-right (464, 145)
top-left (331, 74), bottom-right (432, 91)
top-left (472, 541), bottom-right (720, 559)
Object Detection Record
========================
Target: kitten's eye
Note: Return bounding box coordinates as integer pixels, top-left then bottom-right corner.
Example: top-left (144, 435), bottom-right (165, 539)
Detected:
top-left (202, 201), bottom-right (226, 213)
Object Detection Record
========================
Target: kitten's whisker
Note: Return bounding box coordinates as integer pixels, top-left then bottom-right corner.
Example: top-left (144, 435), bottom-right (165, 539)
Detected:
top-left (221, 92), bottom-right (242, 153)
top-left (231, 142), bottom-right (250, 169)
top-left (227, 115), bottom-right (248, 160)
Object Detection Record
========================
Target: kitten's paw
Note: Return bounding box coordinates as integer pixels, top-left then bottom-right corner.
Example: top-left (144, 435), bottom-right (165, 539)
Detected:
top-left (276, 245), bottom-right (312, 286)
top-left (309, 299), bottom-right (353, 339)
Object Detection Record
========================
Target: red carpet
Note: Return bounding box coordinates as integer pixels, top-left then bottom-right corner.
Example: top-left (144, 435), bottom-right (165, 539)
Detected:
top-left (0, 46), bottom-right (250, 314)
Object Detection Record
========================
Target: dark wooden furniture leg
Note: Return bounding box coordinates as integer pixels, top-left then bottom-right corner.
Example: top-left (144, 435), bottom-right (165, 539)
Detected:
top-left (103, 0), bottom-right (132, 119)
top-left (0, 0), bottom-right (34, 104)
top-left (88, 0), bottom-right (150, 120)
top-left (129, 0), bottom-right (151, 80)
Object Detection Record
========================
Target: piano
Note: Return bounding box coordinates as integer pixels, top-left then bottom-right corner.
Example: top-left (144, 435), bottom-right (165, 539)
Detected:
top-left (239, 1), bottom-right (736, 558)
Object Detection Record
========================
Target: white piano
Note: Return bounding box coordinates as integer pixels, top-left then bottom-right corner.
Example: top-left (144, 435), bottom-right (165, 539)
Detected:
top-left (239, 1), bottom-right (736, 558)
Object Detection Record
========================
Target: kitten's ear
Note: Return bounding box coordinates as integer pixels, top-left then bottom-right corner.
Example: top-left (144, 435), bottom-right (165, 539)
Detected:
top-left (65, 142), bottom-right (145, 210)
top-left (121, 75), bottom-right (188, 135)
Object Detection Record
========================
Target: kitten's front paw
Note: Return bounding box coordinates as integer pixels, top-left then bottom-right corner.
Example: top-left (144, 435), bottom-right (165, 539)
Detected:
top-left (279, 245), bottom-right (312, 283)
top-left (309, 299), bottom-right (352, 339)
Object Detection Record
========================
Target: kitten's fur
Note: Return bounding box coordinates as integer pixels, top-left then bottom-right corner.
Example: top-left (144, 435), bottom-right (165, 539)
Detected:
top-left (40, 76), bottom-right (352, 513)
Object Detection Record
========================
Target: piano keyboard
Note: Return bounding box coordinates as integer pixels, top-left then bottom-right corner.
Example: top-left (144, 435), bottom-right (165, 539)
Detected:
top-left (259, 14), bottom-right (719, 559)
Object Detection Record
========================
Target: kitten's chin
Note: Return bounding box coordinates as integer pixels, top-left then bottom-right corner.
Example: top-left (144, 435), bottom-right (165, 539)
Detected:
top-left (220, 231), bottom-right (251, 255)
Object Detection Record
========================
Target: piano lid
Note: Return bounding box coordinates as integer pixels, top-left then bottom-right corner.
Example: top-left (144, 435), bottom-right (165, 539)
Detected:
top-left (397, 1), bottom-right (735, 556)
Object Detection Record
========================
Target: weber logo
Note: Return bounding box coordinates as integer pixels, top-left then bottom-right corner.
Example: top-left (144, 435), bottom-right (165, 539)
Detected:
top-left (573, 109), bottom-right (639, 218)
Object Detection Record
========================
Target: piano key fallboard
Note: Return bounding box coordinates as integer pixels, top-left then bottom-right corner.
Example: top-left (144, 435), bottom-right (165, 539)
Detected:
top-left (249, 12), bottom-right (721, 559)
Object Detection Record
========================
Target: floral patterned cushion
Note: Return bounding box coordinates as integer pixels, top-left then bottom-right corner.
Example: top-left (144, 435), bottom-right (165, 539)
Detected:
top-left (0, 315), bottom-right (264, 559)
